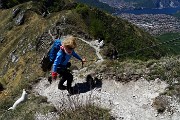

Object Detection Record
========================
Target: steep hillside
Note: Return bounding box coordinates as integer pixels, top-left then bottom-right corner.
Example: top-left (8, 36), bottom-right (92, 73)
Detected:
top-left (0, 2), bottom-right (98, 118)
top-left (0, 0), bottom-right (165, 97)
top-left (75, 4), bottom-right (165, 59)
top-left (0, 0), bottom-right (173, 119)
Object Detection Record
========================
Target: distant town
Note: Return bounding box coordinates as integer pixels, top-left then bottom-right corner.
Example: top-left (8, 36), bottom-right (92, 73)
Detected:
top-left (98, 0), bottom-right (180, 36)
top-left (119, 13), bottom-right (180, 36)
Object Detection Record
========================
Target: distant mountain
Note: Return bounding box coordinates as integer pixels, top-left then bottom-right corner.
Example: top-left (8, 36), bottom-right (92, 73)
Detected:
top-left (99, 0), bottom-right (180, 9)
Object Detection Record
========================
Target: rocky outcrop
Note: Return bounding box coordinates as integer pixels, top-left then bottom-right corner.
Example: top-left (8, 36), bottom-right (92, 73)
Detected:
top-left (12, 7), bottom-right (20, 18)
top-left (15, 11), bottom-right (25, 26)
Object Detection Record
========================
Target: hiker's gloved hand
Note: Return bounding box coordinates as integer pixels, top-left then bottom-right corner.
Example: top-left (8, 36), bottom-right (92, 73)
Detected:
top-left (81, 58), bottom-right (86, 67)
top-left (82, 58), bottom-right (86, 62)
top-left (52, 72), bottom-right (57, 80)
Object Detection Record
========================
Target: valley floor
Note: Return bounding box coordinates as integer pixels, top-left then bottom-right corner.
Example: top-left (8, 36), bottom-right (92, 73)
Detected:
top-left (119, 13), bottom-right (180, 36)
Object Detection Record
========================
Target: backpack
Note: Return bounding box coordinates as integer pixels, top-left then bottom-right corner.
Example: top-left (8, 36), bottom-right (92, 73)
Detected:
top-left (41, 39), bottom-right (62, 72)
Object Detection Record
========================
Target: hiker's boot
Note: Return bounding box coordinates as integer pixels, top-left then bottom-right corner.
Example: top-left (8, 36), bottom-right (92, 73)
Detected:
top-left (86, 74), bottom-right (95, 90)
top-left (48, 76), bottom-right (52, 84)
top-left (58, 78), bottom-right (66, 90)
top-left (67, 80), bottom-right (73, 94)
top-left (67, 86), bottom-right (79, 95)
top-left (58, 85), bottom-right (67, 90)
top-left (67, 87), bottom-right (74, 95)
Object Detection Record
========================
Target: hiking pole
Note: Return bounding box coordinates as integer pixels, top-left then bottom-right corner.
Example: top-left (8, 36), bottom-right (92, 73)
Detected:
top-left (80, 58), bottom-right (100, 68)
top-left (81, 58), bottom-right (87, 68)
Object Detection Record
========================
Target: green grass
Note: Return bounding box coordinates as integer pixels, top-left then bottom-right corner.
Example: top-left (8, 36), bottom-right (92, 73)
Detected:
top-left (156, 32), bottom-right (180, 55)
top-left (0, 94), bottom-right (57, 120)
top-left (0, 5), bottom-right (106, 119)
top-left (0, 1), bottom-right (178, 119)
top-left (75, 0), bottom-right (115, 13)
top-left (59, 104), bottom-right (113, 120)
top-left (100, 55), bottom-right (180, 97)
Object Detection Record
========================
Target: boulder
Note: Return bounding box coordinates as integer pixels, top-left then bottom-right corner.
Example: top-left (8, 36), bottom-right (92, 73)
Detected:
top-left (12, 7), bottom-right (20, 18)
top-left (15, 11), bottom-right (25, 25)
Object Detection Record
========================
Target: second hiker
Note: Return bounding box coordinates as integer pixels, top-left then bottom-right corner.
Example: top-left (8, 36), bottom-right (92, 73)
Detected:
top-left (51, 35), bottom-right (86, 94)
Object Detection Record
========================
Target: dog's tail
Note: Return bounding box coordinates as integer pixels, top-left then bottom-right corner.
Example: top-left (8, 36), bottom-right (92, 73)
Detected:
top-left (8, 106), bottom-right (15, 110)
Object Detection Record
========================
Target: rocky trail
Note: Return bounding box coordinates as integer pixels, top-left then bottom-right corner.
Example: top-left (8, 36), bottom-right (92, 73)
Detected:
top-left (33, 37), bottom-right (180, 120)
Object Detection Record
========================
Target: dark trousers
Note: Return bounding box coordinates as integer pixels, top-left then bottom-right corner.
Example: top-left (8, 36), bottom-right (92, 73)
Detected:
top-left (57, 68), bottom-right (73, 90)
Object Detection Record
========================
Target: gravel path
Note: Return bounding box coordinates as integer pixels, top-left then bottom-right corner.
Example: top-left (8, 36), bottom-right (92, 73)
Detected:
top-left (78, 38), bottom-right (104, 63)
top-left (33, 38), bottom-right (180, 120)
top-left (33, 74), bottom-right (180, 120)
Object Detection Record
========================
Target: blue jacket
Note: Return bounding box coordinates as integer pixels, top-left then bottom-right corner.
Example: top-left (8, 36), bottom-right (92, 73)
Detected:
top-left (52, 49), bottom-right (82, 72)
top-left (48, 39), bottom-right (62, 62)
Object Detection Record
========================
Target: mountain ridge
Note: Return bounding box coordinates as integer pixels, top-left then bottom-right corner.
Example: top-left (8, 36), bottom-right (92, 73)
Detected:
top-left (0, 0), bottom-right (165, 95)
top-left (0, 1), bottom-right (179, 119)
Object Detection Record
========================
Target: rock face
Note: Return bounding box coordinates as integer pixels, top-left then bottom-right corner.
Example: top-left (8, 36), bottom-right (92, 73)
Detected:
top-left (15, 11), bottom-right (25, 26)
top-left (12, 7), bottom-right (20, 18)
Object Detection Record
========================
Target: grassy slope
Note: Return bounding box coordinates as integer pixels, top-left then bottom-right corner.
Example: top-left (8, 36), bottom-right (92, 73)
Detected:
top-left (75, 0), bottom-right (116, 13)
top-left (0, 0), bottom-right (163, 103)
top-left (0, 3), bottom-right (59, 115)
top-left (0, 2), bottom-right (99, 119)
top-left (156, 33), bottom-right (180, 55)
top-left (0, 9), bottom-right (55, 120)
top-left (0, 1), bottom-right (176, 119)
top-left (75, 4), bottom-right (165, 60)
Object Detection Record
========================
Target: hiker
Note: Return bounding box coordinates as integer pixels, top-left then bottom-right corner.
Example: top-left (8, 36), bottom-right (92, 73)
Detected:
top-left (51, 36), bottom-right (86, 94)
top-left (40, 32), bottom-right (61, 72)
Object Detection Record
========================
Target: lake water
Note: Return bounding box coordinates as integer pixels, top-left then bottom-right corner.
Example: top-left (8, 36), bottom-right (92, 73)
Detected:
top-left (117, 7), bottom-right (180, 15)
